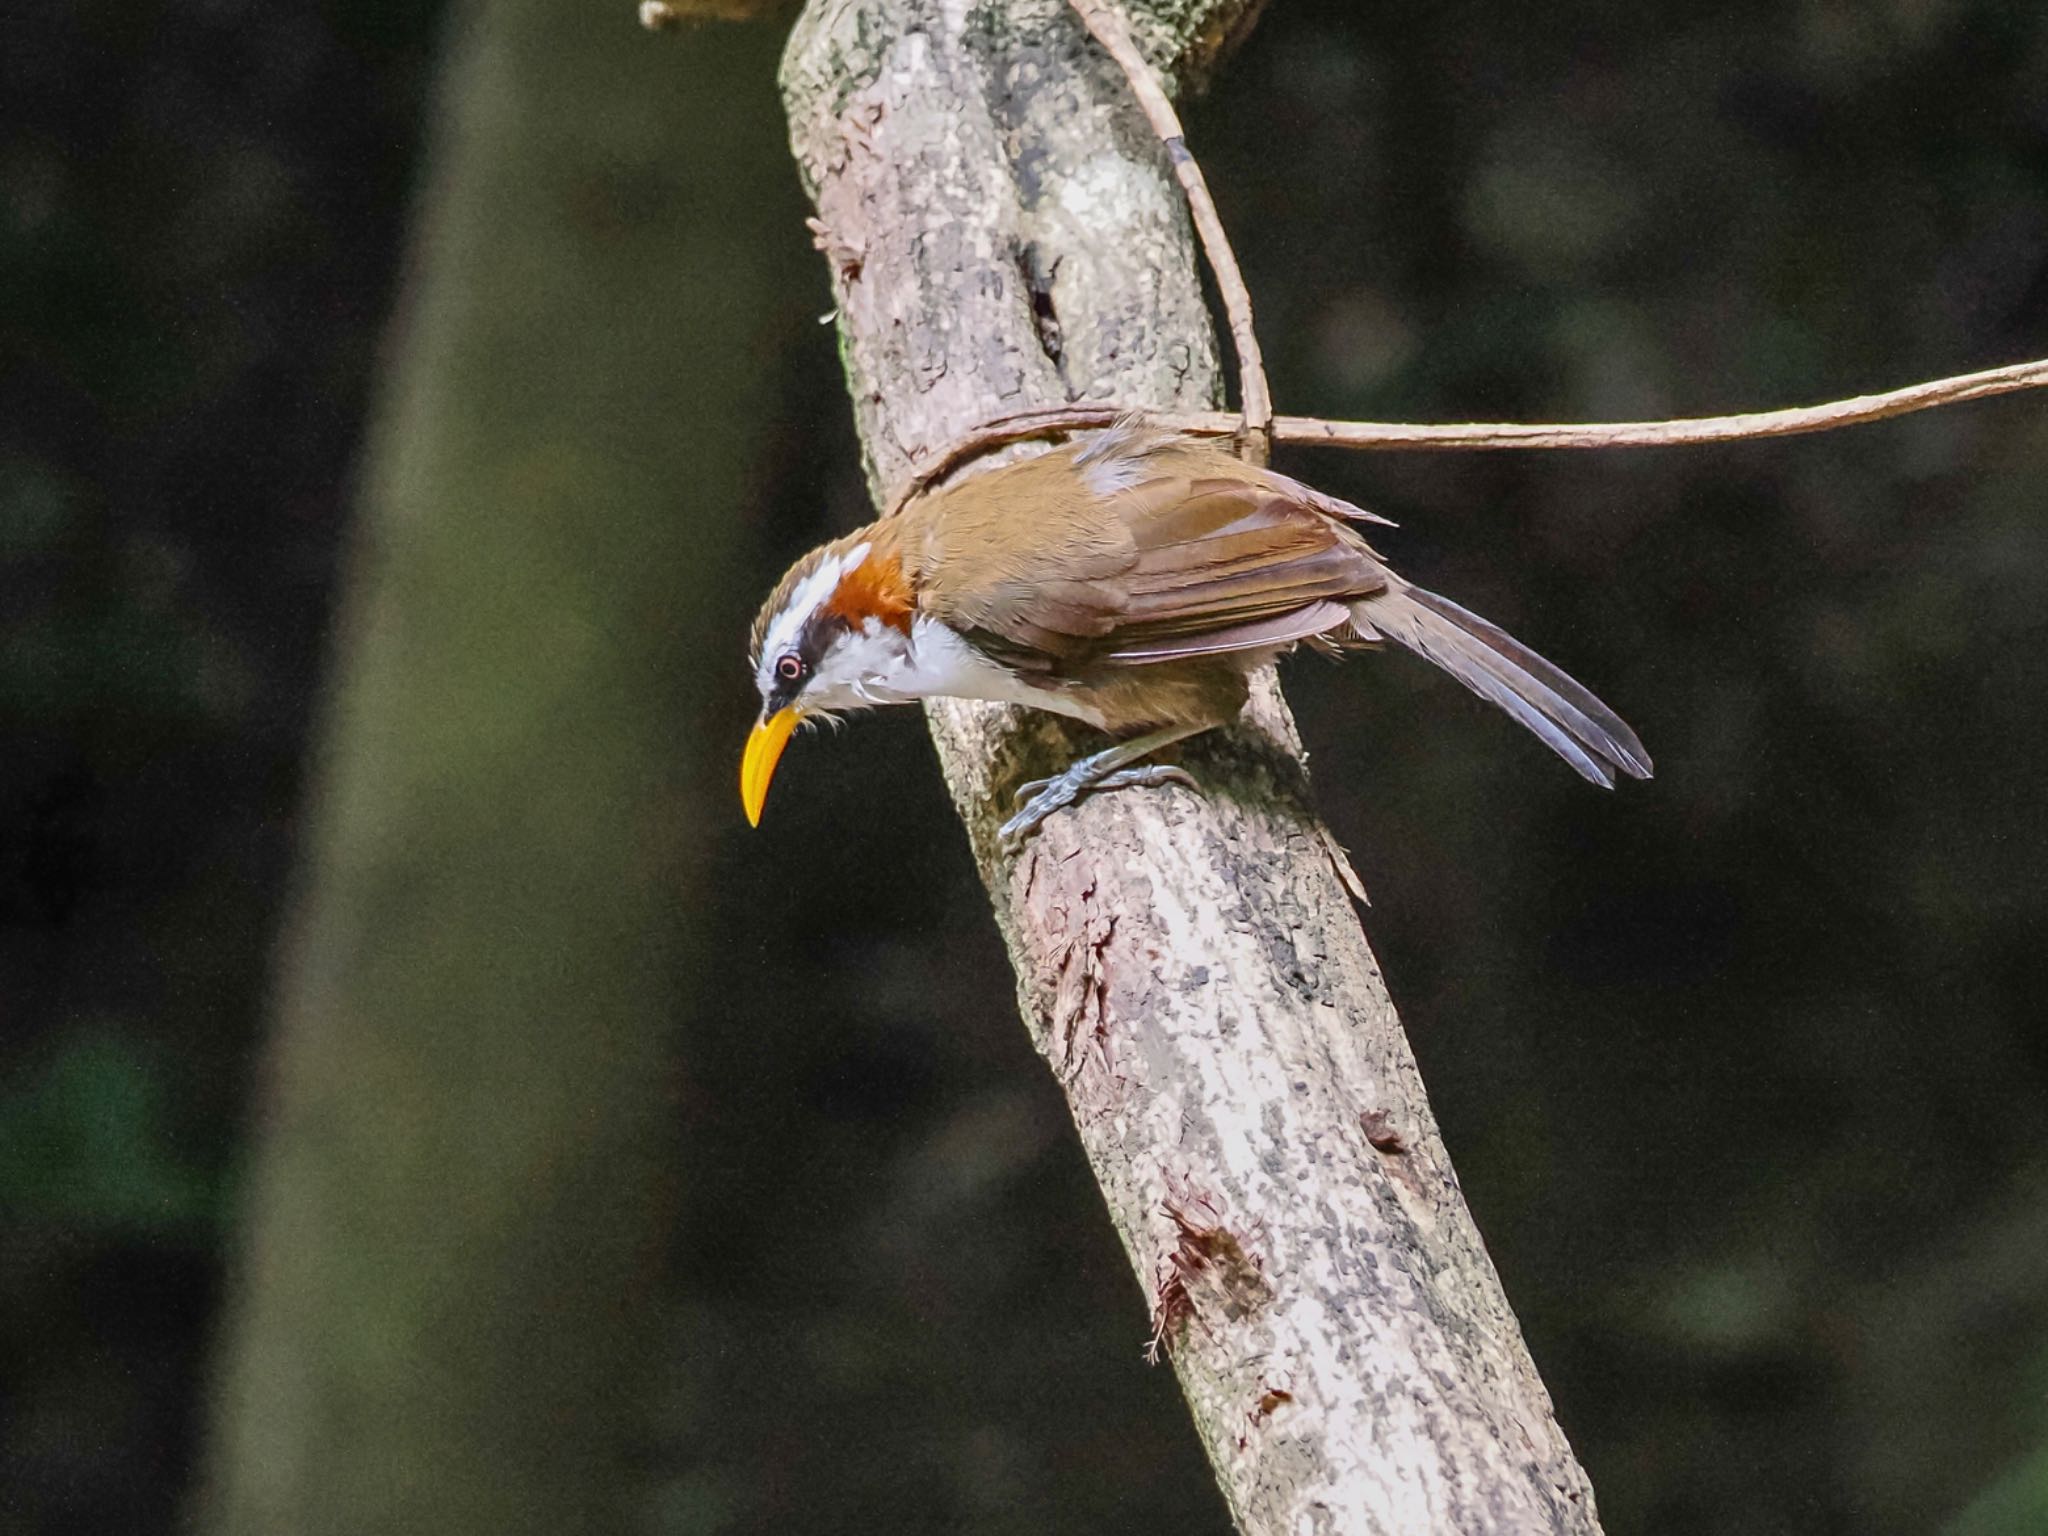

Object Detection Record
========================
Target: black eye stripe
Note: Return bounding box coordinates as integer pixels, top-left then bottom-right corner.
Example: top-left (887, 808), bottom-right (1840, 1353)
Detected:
top-left (761, 615), bottom-right (848, 708)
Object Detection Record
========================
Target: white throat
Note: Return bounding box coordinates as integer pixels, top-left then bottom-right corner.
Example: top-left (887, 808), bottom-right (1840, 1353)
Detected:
top-left (794, 616), bottom-right (1103, 727)
top-left (890, 619), bottom-right (1105, 725)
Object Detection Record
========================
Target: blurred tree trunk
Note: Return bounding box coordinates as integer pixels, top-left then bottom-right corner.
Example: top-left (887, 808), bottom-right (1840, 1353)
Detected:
top-left (782, 2), bottom-right (1603, 1531)
top-left (197, 5), bottom-right (798, 1532)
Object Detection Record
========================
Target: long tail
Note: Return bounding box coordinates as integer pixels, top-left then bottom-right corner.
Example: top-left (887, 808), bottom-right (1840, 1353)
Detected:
top-left (1351, 584), bottom-right (1653, 787)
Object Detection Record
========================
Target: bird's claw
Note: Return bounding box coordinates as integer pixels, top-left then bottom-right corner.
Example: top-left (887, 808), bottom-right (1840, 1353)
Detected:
top-left (999, 777), bottom-right (1078, 851)
top-left (998, 759), bottom-right (1197, 852)
top-left (1011, 776), bottom-right (1055, 809)
top-left (1095, 764), bottom-right (1197, 794)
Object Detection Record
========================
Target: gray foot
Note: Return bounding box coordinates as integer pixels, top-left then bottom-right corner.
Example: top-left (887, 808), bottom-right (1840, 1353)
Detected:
top-left (999, 755), bottom-right (1197, 852)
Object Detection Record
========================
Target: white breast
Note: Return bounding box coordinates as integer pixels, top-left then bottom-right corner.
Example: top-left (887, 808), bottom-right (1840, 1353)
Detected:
top-left (899, 618), bottom-right (1108, 727)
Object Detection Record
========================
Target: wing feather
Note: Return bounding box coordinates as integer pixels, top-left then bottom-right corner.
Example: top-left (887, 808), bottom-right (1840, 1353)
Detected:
top-left (917, 433), bottom-right (1386, 669)
top-left (1107, 601), bottom-right (1353, 662)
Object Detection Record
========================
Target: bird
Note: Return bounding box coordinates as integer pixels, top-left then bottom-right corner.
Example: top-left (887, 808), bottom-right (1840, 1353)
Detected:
top-left (743, 419), bottom-right (1651, 847)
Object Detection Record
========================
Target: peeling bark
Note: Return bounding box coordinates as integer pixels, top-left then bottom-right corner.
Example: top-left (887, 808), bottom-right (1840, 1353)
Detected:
top-left (780, 3), bottom-right (1604, 1530)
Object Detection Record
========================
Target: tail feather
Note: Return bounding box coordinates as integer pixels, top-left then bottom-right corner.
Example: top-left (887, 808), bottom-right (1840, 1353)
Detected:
top-left (1353, 585), bottom-right (1652, 787)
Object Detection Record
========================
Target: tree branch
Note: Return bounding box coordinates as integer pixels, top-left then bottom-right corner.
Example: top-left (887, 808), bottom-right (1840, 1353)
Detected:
top-left (781, 2), bottom-right (1602, 1531)
top-left (637, 0), bottom-right (787, 25)
top-left (892, 357), bottom-right (2048, 505)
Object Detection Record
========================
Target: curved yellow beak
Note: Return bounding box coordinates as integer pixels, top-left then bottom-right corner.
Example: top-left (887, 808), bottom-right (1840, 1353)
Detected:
top-left (741, 707), bottom-right (801, 827)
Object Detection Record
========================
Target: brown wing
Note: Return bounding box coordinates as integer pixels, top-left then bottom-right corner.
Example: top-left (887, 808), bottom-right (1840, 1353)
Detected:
top-left (1105, 474), bottom-right (1384, 650)
top-left (917, 431), bottom-right (1387, 671)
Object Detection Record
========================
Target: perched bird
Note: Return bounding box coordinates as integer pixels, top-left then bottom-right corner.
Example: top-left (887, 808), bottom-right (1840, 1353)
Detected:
top-left (744, 421), bottom-right (1651, 847)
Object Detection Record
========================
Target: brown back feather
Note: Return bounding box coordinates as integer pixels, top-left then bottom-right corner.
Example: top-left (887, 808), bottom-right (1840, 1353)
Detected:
top-left (916, 433), bottom-right (1386, 670)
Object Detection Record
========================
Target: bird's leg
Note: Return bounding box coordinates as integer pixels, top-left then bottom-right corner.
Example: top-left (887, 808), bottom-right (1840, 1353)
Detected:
top-left (1000, 721), bottom-right (1213, 851)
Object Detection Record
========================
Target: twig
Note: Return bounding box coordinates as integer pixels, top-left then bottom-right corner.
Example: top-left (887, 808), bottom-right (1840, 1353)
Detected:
top-left (1066, 0), bottom-right (1273, 464)
top-left (888, 357), bottom-right (2048, 509)
top-left (1269, 358), bottom-right (2048, 449)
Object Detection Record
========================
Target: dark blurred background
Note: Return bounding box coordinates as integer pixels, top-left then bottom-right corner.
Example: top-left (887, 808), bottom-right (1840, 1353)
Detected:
top-left (4, 0), bottom-right (2047, 1532)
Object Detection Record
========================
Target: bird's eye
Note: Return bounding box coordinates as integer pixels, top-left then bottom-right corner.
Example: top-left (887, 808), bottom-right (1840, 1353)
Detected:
top-left (776, 653), bottom-right (804, 682)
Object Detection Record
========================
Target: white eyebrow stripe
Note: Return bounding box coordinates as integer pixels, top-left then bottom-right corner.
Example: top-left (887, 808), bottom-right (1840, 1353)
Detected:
top-left (758, 543), bottom-right (871, 688)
